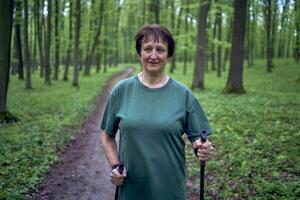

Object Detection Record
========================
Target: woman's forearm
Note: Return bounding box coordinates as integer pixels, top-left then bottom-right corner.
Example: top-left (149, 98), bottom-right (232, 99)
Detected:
top-left (100, 131), bottom-right (120, 167)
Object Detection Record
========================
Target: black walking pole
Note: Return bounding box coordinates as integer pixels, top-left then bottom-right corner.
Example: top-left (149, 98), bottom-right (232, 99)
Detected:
top-left (114, 164), bottom-right (124, 200)
top-left (194, 130), bottom-right (208, 200)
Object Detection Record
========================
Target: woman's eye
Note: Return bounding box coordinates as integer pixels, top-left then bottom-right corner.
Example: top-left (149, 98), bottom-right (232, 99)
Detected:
top-left (157, 49), bottom-right (165, 52)
top-left (144, 48), bottom-right (151, 52)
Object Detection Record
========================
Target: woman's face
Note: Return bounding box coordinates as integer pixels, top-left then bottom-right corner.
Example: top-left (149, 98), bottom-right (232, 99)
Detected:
top-left (140, 38), bottom-right (168, 74)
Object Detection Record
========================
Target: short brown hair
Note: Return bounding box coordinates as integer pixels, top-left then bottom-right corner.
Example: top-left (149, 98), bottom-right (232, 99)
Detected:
top-left (135, 24), bottom-right (175, 57)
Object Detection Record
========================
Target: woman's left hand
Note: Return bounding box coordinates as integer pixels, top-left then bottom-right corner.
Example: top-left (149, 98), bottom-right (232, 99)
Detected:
top-left (193, 139), bottom-right (214, 161)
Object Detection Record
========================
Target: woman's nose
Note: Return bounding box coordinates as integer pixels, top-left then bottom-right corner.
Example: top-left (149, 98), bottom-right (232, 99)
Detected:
top-left (149, 50), bottom-right (158, 59)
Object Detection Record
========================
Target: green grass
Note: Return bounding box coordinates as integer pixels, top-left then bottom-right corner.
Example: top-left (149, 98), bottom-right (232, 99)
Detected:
top-left (0, 66), bottom-right (126, 199)
top-left (168, 59), bottom-right (300, 199)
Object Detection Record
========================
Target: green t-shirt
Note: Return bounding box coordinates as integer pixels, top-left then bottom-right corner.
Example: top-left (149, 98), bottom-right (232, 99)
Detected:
top-left (101, 76), bottom-right (211, 200)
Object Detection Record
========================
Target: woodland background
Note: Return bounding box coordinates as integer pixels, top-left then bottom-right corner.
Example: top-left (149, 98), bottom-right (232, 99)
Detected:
top-left (0, 0), bottom-right (299, 199)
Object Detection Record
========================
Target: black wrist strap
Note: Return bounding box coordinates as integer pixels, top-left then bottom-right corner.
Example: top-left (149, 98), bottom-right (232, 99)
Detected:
top-left (111, 164), bottom-right (121, 170)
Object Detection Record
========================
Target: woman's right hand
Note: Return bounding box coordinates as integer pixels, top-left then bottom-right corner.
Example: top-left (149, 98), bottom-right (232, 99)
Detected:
top-left (110, 166), bottom-right (127, 186)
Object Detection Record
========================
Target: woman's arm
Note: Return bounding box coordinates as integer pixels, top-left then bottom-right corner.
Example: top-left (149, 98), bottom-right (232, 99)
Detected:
top-left (100, 130), bottom-right (120, 167)
top-left (100, 130), bottom-right (127, 186)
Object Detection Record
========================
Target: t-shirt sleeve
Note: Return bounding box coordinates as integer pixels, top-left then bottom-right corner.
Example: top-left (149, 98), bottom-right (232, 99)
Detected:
top-left (184, 94), bottom-right (212, 143)
top-left (100, 92), bottom-right (119, 136)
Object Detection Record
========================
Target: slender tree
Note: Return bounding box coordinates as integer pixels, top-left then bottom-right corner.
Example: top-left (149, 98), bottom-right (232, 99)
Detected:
top-left (63, 1), bottom-right (73, 81)
top-left (35, 0), bottom-right (45, 78)
top-left (44, 0), bottom-right (52, 84)
top-left (113, 0), bottom-right (121, 67)
top-left (53, 0), bottom-right (60, 80)
top-left (223, 0), bottom-right (247, 94)
top-left (23, 0), bottom-right (32, 89)
top-left (262, 0), bottom-right (273, 72)
top-left (83, 0), bottom-right (104, 75)
top-left (73, 0), bottom-right (81, 87)
top-left (0, 0), bottom-right (18, 123)
top-left (277, 0), bottom-right (290, 58)
top-left (295, 0), bottom-right (300, 62)
top-left (169, 1), bottom-right (182, 73)
top-left (183, 0), bottom-right (190, 75)
top-left (249, 0), bottom-right (256, 66)
top-left (192, 0), bottom-right (211, 89)
top-left (150, 0), bottom-right (160, 23)
top-left (14, 0), bottom-right (24, 80)
top-left (216, 2), bottom-right (222, 77)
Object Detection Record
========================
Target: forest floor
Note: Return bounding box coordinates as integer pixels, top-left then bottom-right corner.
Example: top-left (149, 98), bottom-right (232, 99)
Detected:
top-left (28, 68), bottom-right (133, 200)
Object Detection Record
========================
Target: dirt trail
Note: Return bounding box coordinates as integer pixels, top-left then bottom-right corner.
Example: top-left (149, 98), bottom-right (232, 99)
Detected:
top-left (30, 68), bottom-right (134, 200)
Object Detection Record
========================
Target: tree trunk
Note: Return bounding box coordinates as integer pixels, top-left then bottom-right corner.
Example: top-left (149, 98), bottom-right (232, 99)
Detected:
top-left (53, 0), bottom-right (60, 80)
top-left (23, 0), bottom-right (32, 89)
top-left (169, 2), bottom-right (182, 73)
top-left (96, 48), bottom-right (102, 73)
top-left (211, 15), bottom-right (217, 71)
top-left (37, 0), bottom-right (45, 78)
top-left (192, 0), bottom-right (211, 89)
top-left (0, 0), bottom-right (18, 123)
top-left (15, 0), bottom-right (24, 80)
top-left (83, 0), bottom-right (104, 75)
top-left (44, 0), bottom-right (51, 84)
top-left (150, 0), bottom-right (160, 23)
top-left (222, 17), bottom-right (232, 72)
top-left (223, 0), bottom-right (247, 94)
top-left (249, 0), bottom-right (256, 66)
top-left (103, 7), bottom-right (108, 74)
top-left (216, 2), bottom-right (222, 77)
top-left (142, 0), bottom-right (146, 25)
top-left (183, 0), bottom-right (190, 75)
top-left (263, 0), bottom-right (273, 72)
top-left (295, 0), bottom-right (300, 62)
top-left (63, 1), bottom-right (72, 81)
top-left (277, 0), bottom-right (289, 58)
top-left (73, 0), bottom-right (80, 87)
top-left (113, 0), bottom-right (121, 67)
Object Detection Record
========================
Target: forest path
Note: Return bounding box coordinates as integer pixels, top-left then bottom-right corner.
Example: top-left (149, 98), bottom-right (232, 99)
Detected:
top-left (31, 68), bottom-right (134, 200)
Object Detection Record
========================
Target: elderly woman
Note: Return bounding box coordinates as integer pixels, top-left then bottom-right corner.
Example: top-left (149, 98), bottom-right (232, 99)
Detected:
top-left (100, 24), bottom-right (214, 200)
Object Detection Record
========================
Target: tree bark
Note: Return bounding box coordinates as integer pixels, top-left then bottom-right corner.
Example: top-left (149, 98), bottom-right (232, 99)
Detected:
top-left (222, 17), bottom-right (232, 72)
top-left (53, 0), bottom-right (60, 80)
top-left (83, 0), bottom-right (104, 75)
top-left (73, 0), bottom-right (80, 87)
top-left (249, 0), bottom-right (256, 66)
top-left (14, 0), bottom-right (24, 80)
top-left (277, 0), bottom-right (290, 58)
top-left (211, 14), bottom-right (217, 71)
top-left (113, 0), bottom-right (121, 67)
top-left (44, 0), bottom-right (51, 84)
top-left (216, 2), bottom-right (222, 77)
top-left (23, 0), bottom-right (32, 89)
top-left (0, 0), bottom-right (18, 122)
top-left (36, 0), bottom-right (45, 78)
top-left (183, 0), bottom-right (190, 75)
top-left (150, 0), bottom-right (160, 23)
top-left (63, 1), bottom-right (73, 81)
top-left (192, 0), bottom-right (211, 89)
top-left (263, 0), bottom-right (273, 72)
top-left (294, 0), bottom-right (299, 62)
top-left (169, 1), bottom-right (182, 73)
top-left (223, 0), bottom-right (247, 94)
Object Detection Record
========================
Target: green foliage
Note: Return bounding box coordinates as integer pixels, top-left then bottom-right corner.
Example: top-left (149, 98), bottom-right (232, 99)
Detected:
top-left (169, 59), bottom-right (300, 199)
top-left (0, 66), bottom-right (124, 199)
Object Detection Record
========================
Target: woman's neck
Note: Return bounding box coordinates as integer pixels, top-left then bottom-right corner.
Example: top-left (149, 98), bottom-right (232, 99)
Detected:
top-left (138, 71), bottom-right (169, 88)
